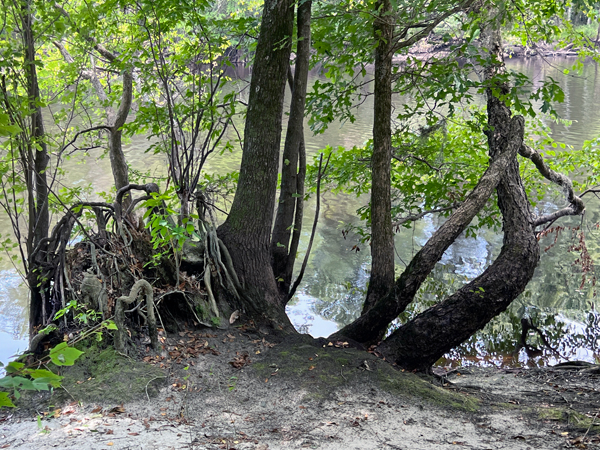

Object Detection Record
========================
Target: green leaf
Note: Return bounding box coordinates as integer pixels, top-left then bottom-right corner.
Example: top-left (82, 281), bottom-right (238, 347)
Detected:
top-left (49, 343), bottom-right (84, 366)
top-left (28, 370), bottom-right (63, 388)
top-left (0, 392), bottom-right (15, 408)
top-left (5, 361), bottom-right (24, 374)
top-left (104, 320), bottom-right (118, 330)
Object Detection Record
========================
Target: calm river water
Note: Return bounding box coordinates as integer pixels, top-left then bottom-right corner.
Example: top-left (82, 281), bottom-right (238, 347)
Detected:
top-left (1, 57), bottom-right (600, 368)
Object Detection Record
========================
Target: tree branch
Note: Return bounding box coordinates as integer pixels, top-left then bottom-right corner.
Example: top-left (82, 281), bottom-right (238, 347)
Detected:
top-left (518, 143), bottom-right (585, 227)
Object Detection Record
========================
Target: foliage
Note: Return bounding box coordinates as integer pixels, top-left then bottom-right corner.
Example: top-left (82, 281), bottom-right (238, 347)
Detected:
top-left (142, 189), bottom-right (201, 266)
top-left (0, 342), bottom-right (84, 408)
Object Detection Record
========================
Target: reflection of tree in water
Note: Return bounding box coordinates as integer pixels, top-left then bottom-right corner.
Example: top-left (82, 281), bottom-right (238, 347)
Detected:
top-left (305, 264), bottom-right (369, 328)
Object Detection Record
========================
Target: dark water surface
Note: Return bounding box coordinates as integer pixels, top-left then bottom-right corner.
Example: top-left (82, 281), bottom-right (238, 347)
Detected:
top-left (1, 57), bottom-right (600, 368)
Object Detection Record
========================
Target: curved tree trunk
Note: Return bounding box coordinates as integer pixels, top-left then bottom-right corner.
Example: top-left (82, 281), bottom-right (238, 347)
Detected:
top-left (109, 70), bottom-right (133, 199)
top-left (332, 6), bottom-right (531, 348)
top-left (271, 0), bottom-right (312, 301)
top-left (330, 127), bottom-right (522, 345)
top-left (363, 0), bottom-right (395, 316)
top-left (378, 112), bottom-right (538, 371)
top-left (218, 0), bottom-right (295, 328)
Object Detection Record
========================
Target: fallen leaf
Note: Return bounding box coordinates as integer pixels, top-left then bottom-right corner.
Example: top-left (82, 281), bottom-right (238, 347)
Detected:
top-left (108, 405), bottom-right (125, 414)
top-left (308, 365), bottom-right (315, 371)
top-left (107, 443), bottom-right (113, 446)
top-left (229, 352), bottom-right (251, 369)
top-left (91, 406), bottom-right (102, 414)
top-left (106, 429), bottom-right (114, 435)
top-left (128, 432), bottom-right (139, 436)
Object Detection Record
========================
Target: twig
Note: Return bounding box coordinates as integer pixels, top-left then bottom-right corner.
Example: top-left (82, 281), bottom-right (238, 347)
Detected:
top-left (145, 376), bottom-right (167, 401)
top-left (287, 152), bottom-right (331, 300)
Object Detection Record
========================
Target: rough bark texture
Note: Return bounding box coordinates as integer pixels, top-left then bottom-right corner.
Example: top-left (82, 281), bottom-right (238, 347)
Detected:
top-left (331, 125), bottom-right (522, 345)
top-left (374, 11), bottom-right (540, 370)
top-left (217, 0), bottom-right (295, 328)
top-left (378, 111), bottom-right (538, 371)
top-left (22, 1), bottom-right (50, 336)
top-left (271, 0), bottom-right (311, 300)
top-left (109, 70), bottom-right (133, 196)
top-left (363, 0), bottom-right (395, 315)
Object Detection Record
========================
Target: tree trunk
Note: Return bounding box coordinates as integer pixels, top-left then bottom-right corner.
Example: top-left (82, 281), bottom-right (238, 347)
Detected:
top-left (363, 0), bottom-right (395, 317)
top-left (331, 6), bottom-right (530, 347)
top-left (367, 9), bottom-right (539, 371)
top-left (21, 0), bottom-right (50, 337)
top-left (109, 70), bottom-right (133, 209)
top-left (378, 114), bottom-right (538, 371)
top-left (271, 0), bottom-right (312, 301)
top-left (109, 69), bottom-right (133, 191)
top-left (218, 0), bottom-right (295, 328)
top-left (330, 127), bottom-right (522, 344)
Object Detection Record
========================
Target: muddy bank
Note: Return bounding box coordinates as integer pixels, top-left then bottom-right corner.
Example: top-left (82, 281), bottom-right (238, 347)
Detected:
top-left (1, 325), bottom-right (600, 449)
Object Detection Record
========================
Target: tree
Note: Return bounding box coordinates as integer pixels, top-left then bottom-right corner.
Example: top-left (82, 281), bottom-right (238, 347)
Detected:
top-left (0, 0), bottom-right (51, 338)
top-left (271, 0), bottom-right (312, 300)
top-left (51, 2), bottom-right (134, 207)
top-left (217, 0), bottom-right (295, 327)
top-left (220, 0), bottom-right (591, 370)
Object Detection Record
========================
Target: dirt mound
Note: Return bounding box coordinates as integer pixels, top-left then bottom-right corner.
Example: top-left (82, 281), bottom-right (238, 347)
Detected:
top-left (2, 324), bottom-right (600, 449)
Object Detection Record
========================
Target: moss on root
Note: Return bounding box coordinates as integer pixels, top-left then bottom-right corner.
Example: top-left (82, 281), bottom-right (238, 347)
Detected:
top-left (539, 407), bottom-right (600, 431)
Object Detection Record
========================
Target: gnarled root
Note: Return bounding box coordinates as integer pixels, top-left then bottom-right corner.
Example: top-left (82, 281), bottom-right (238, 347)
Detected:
top-left (114, 279), bottom-right (158, 354)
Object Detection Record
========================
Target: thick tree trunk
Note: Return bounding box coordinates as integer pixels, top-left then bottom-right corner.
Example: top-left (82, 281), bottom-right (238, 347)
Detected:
top-left (368, 10), bottom-right (539, 370)
top-left (363, 0), bottom-right (395, 316)
top-left (271, 0), bottom-right (312, 301)
top-left (218, 0), bottom-right (295, 328)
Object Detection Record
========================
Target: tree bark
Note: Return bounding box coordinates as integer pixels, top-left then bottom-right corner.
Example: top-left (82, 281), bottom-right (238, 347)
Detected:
top-left (217, 0), bottom-right (295, 328)
top-left (378, 114), bottom-right (538, 371)
top-left (331, 126), bottom-right (522, 344)
top-left (109, 69), bottom-right (133, 196)
top-left (21, 0), bottom-right (50, 337)
top-left (363, 0), bottom-right (395, 316)
top-left (370, 9), bottom-right (540, 370)
top-left (271, 0), bottom-right (312, 301)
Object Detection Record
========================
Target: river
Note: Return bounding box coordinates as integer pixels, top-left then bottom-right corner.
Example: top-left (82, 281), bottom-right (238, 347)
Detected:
top-left (1, 57), bottom-right (599, 368)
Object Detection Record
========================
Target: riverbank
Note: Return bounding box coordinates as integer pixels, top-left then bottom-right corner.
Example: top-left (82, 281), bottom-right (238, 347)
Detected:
top-left (1, 324), bottom-right (599, 449)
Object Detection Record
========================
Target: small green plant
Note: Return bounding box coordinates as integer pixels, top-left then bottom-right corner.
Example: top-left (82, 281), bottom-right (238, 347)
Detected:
top-left (228, 376), bottom-right (238, 391)
top-left (210, 316), bottom-right (221, 327)
top-left (48, 299), bottom-right (102, 327)
top-left (142, 189), bottom-right (201, 268)
top-left (0, 341), bottom-right (84, 408)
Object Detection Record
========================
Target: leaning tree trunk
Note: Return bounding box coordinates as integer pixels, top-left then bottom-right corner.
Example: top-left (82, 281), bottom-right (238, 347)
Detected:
top-left (271, 0), bottom-right (312, 301)
top-left (330, 124), bottom-right (523, 345)
top-left (363, 0), bottom-right (395, 316)
top-left (375, 10), bottom-right (540, 371)
top-left (217, 0), bottom-right (295, 328)
top-left (378, 112), bottom-right (538, 371)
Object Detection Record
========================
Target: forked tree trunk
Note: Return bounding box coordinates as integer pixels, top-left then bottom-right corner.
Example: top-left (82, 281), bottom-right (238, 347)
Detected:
top-left (378, 98), bottom-right (538, 371)
top-left (332, 8), bottom-right (538, 353)
top-left (363, 0), bottom-right (395, 316)
top-left (271, 0), bottom-right (312, 300)
top-left (218, 0), bottom-right (295, 328)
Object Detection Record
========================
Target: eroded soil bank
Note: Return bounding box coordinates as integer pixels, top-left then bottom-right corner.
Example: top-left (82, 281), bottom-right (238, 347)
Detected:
top-left (1, 325), bottom-right (600, 450)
